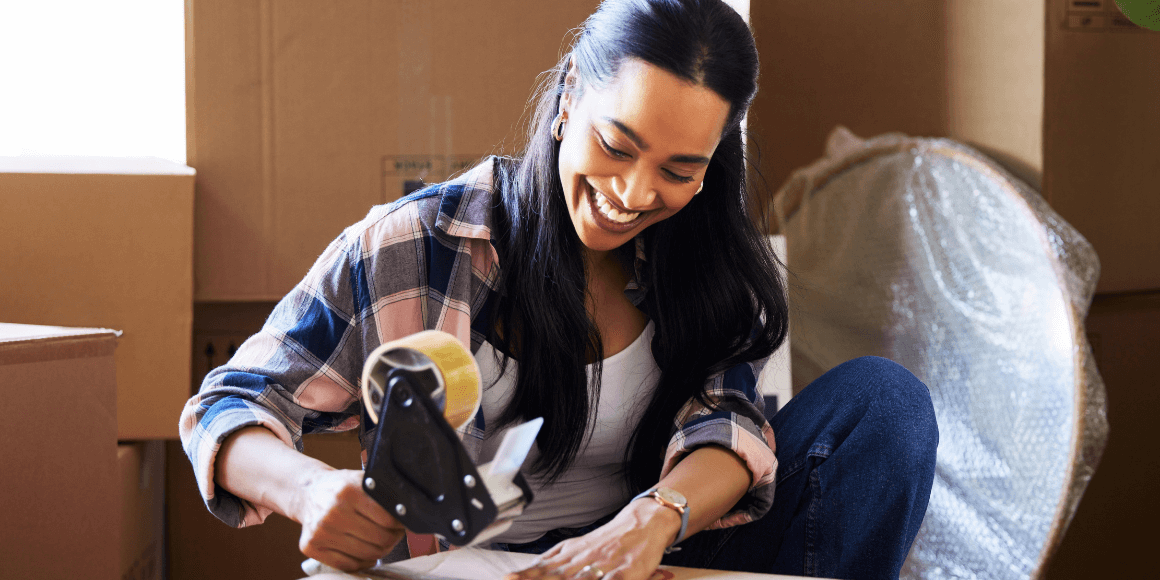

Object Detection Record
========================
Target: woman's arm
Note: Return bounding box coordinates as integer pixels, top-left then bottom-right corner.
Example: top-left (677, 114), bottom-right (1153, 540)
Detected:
top-left (215, 426), bottom-right (406, 571)
top-left (506, 444), bottom-right (749, 580)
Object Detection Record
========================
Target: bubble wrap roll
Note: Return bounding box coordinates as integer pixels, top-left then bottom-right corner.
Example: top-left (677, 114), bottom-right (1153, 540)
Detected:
top-left (773, 127), bottom-right (1108, 580)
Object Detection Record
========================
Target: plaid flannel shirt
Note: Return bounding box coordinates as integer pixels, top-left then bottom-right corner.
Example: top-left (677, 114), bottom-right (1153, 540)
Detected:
top-left (179, 157), bottom-right (778, 530)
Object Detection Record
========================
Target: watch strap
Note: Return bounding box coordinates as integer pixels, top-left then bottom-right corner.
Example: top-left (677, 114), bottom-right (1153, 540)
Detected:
top-left (632, 487), bottom-right (689, 552)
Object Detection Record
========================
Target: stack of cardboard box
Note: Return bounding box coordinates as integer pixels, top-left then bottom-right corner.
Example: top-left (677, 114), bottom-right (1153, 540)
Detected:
top-left (0, 325), bottom-right (119, 578)
top-left (0, 157), bottom-right (194, 580)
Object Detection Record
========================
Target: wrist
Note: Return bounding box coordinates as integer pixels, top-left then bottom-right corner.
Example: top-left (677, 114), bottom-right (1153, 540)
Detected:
top-left (286, 459), bottom-right (335, 523)
top-left (627, 494), bottom-right (684, 546)
top-left (631, 487), bottom-right (689, 550)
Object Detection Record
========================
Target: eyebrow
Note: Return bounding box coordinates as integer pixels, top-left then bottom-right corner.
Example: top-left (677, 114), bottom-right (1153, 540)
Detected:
top-left (602, 117), bottom-right (712, 166)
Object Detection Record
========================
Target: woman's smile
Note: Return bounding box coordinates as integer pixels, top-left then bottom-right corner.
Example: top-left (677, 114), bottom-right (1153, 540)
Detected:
top-left (585, 178), bottom-right (648, 232)
top-left (557, 58), bottom-right (730, 256)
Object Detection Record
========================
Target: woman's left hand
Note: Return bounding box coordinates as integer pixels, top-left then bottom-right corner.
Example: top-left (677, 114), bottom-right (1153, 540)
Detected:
top-left (504, 498), bottom-right (682, 580)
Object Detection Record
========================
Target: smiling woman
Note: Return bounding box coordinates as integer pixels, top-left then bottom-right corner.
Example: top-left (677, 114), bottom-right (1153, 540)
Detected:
top-left (180, 1), bottom-right (937, 579)
top-left (558, 59), bottom-right (727, 252)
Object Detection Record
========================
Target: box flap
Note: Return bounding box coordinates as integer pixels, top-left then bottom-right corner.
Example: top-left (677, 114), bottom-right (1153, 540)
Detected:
top-left (0, 155), bottom-right (195, 176)
top-left (0, 322), bottom-right (120, 365)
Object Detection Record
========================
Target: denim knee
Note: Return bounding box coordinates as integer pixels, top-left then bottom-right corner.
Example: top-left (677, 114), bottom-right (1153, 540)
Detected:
top-left (826, 356), bottom-right (939, 462)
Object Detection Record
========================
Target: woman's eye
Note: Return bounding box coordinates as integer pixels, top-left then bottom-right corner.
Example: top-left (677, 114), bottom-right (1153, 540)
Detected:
top-left (597, 134), bottom-right (631, 159)
top-left (665, 170), bottom-right (695, 184)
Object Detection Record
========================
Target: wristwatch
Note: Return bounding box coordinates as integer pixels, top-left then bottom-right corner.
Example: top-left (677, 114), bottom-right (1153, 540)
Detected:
top-left (632, 487), bottom-right (689, 552)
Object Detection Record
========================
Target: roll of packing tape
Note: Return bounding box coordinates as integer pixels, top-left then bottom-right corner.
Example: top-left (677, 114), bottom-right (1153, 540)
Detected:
top-left (360, 330), bottom-right (481, 430)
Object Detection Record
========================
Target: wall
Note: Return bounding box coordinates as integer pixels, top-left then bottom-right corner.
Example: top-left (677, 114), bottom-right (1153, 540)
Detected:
top-left (188, 0), bottom-right (604, 301)
top-left (748, 1), bottom-right (1158, 577)
top-left (749, 0), bottom-right (1045, 211)
top-left (946, 0), bottom-right (1045, 186)
top-left (1044, 291), bottom-right (1160, 578)
top-left (1043, 1), bottom-right (1160, 294)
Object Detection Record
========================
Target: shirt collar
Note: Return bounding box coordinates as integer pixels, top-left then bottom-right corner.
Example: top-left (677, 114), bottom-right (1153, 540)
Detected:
top-left (433, 156), bottom-right (497, 241)
top-left (625, 235), bottom-right (650, 307)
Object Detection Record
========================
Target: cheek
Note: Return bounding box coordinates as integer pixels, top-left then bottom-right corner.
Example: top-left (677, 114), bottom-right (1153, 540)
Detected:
top-left (648, 193), bottom-right (695, 224)
top-left (556, 139), bottom-right (585, 197)
top-left (559, 133), bottom-right (615, 184)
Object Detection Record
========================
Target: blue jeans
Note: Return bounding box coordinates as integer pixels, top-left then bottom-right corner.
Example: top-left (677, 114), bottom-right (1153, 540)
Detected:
top-left (502, 356), bottom-right (939, 579)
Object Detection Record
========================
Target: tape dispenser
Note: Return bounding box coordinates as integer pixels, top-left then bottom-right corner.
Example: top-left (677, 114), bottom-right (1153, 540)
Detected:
top-left (360, 330), bottom-right (541, 547)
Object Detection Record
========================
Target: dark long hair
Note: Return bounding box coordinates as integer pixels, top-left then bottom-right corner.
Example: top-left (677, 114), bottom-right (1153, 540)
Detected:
top-left (489, 0), bottom-right (788, 491)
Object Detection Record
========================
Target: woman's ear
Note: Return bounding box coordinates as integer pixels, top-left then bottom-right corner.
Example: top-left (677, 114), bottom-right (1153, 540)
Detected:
top-left (560, 57), bottom-right (581, 114)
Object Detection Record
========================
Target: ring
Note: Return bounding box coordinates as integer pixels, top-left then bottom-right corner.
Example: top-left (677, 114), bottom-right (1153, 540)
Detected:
top-left (579, 565), bottom-right (605, 579)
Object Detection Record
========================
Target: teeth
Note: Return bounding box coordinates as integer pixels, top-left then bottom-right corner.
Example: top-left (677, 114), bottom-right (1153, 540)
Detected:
top-left (590, 187), bottom-right (639, 224)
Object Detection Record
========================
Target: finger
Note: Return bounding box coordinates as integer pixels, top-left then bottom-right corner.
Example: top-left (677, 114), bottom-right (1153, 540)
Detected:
top-left (315, 547), bottom-right (377, 573)
top-left (306, 522), bottom-right (391, 564)
top-left (348, 526), bottom-right (404, 558)
top-left (538, 548), bottom-right (597, 578)
top-left (311, 504), bottom-right (396, 558)
top-left (336, 507), bottom-right (403, 551)
top-left (508, 558), bottom-right (571, 580)
top-left (301, 532), bottom-right (373, 573)
top-left (521, 558), bottom-right (580, 580)
top-left (347, 479), bottom-right (404, 530)
top-left (336, 529), bottom-right (396, 561)
top-left (540, 538), bottom-right (585, 565)
top-left (540, 543), bottom-right (566, 559)
top-left (353, 500), bottom-right (402, 530)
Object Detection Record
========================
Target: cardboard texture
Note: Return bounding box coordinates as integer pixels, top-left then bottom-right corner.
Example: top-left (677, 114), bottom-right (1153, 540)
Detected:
top-left (0, 324), bottom-right (120, 580)
top-left (166, 432), bottom-right (365, 580)
top-left (187, 0), bottom-right (602, 300)
top-left (0, 156), bottom-right (195, 439)
top-left (120, 441), bottom-right (165, 580)
top-left (749, 0), bottom-right (1046, 208)
top-left (1044, 3), bottom-right (1160, 293)
top-left (1043, 291), bottom-right (1160, 579)
top-left (751, 1), bottom-right (1159, 291)
top-left (175, 301), bottom-right (386, 579)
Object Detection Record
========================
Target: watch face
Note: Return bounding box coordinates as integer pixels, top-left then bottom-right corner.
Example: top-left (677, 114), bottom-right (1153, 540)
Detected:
top-left (656, 487), bottom-right (687, 507)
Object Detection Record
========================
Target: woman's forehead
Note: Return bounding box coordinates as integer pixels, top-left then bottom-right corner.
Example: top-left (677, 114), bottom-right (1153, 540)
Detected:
top-left (581, 59), bottom-right (730, 159)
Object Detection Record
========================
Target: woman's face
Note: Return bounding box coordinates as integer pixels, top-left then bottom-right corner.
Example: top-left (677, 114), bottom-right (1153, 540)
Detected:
top-left (557, 58), bottom-right (731, 256)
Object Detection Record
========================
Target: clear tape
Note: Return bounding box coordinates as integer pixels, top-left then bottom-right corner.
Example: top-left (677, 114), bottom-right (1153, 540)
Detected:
top-left (774, 127), bottom-right (1109, 580)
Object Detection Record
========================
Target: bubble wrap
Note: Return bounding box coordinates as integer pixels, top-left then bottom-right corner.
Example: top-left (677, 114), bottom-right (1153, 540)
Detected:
top-left (772, 127), bottom-right (1108, 580)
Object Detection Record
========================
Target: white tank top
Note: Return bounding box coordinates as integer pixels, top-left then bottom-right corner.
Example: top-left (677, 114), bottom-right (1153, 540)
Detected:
top-left (473, 321), bottom-right (660, 544)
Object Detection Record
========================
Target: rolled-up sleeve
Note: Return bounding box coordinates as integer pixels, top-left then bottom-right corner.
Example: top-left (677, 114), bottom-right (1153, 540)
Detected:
top-left (178, 160), bottom-right (503, 528)
top-left (178, 205), bottom-right (408, 528)
top-left (658, 357), bottom-right (777, 529)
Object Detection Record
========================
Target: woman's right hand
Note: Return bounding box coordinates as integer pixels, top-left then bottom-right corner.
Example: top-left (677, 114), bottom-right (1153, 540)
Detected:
top-left (292, 468), bottom-right (406, 572)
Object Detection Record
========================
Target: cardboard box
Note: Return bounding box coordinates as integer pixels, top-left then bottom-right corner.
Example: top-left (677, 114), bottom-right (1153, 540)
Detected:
top-left (187, 0), bottom-right (602, 300)
top-left (120, 441), bottom-right (165, 580)
top-left (749, 0), bottom-right (1045, 203)
top-left (1044, 6), bottom-right (1160, 293)
top-left (0, 323), bottom-right (120, 580)
top-left (174, 300), bottom-right (382, 579)
top-left (1044, 291), bottom-right (1160, 579)
top-left (750, 1), bottom-right (1160, 291)
top-left (166, 432), bottom-right (366, 580)
top-left (0, 156), bottom-right (195, 439)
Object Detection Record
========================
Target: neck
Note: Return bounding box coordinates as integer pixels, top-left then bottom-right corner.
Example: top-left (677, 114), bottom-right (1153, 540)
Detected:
top-left (582, 246), bottom-right (614, 275)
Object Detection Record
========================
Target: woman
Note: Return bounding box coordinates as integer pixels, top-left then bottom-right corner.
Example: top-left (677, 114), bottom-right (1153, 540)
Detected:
top-left (179, 1), bottom-right (938, 578)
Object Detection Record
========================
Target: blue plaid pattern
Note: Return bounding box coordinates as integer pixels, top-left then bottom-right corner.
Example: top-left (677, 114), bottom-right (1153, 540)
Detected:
top-left (179, 157), bottom-right (776, 529)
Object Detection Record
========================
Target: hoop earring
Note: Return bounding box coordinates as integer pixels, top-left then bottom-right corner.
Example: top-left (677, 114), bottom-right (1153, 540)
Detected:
top-left (695, 181), bottom-right (704, 195)
top-left (552, 112), bottom-right (567, 141)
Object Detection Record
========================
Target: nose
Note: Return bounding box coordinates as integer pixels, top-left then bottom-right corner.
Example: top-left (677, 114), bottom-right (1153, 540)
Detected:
top-left (612, 167), bottom-right (657, 210)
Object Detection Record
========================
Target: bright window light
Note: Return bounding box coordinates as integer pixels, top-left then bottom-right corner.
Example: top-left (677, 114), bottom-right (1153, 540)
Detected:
top-left (0, 1), bottom-right (186, 164)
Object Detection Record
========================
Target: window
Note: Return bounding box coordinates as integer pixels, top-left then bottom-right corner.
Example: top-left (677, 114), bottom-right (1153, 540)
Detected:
top-left (0, 1), bottom-right (185, 163)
